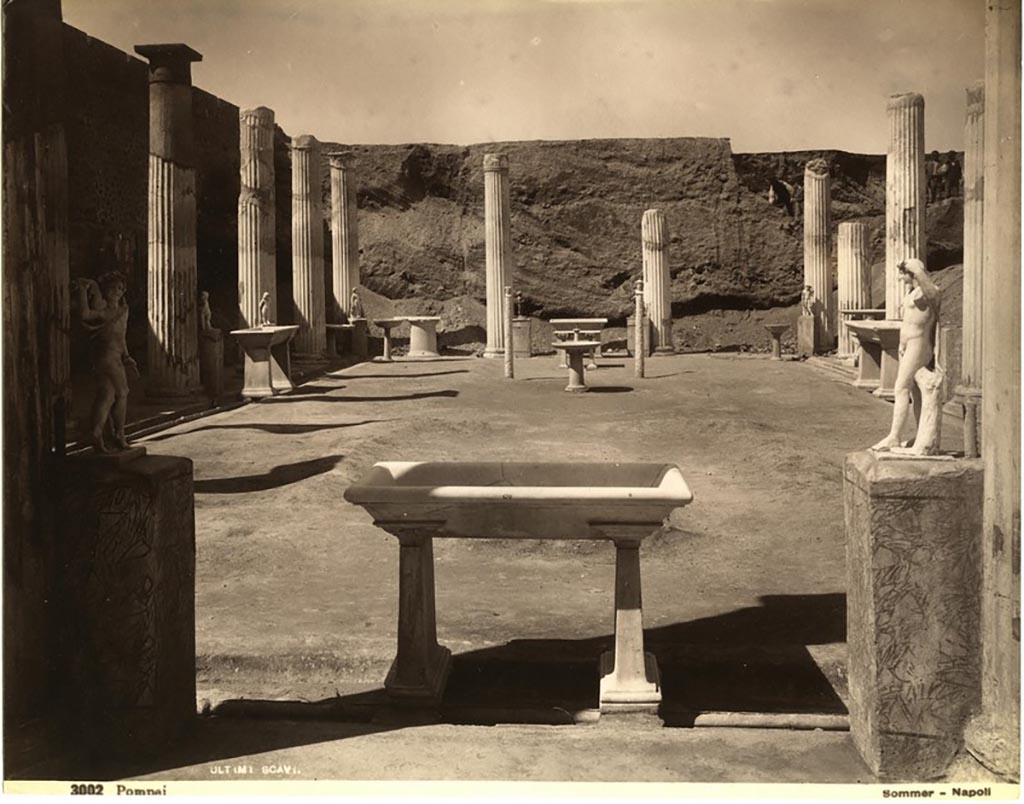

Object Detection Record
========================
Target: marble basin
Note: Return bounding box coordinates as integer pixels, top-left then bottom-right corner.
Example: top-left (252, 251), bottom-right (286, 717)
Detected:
top-left (344, 461), bottom-right (693, 540)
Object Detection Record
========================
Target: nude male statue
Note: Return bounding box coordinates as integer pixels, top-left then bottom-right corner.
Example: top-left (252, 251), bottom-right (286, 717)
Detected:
top-left (801, 285), bottom-right (815, 317)
top-left (259, 291), bottom-right (273, 326)
top-left (72, 272), bottom-right (138, 453)
top-left (872, 258), bottom-right (942, 453)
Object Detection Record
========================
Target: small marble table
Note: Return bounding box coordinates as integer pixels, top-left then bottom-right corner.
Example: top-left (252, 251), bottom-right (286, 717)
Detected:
top-left (551, 318), bottom-right (607, 368)
top-left (343, 461), bottom-right (694, 714)
top-left (552, 339), bottom-right (602, 393)
top-left (405, 316), bottom-right (442, 358)
top-left (763, 323), bottom-right (791, 360)
top-left (326, 323), bottom-right (353, 357)
top-left (230, 325), bottom-right (300, 399)
top-left (839, 308), bottom-right (886, 360)
top-left (846, 320), bottom-right (902, 399)
top-left (373, 318), bottom-right (405, 362)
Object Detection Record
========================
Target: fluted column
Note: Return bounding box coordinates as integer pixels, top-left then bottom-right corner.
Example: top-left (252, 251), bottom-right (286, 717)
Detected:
top-left (135, 43), bottom-right (203, 397)
top-left (960, 83), bottom-right (985, 396)
top-left (964, 0), bottom-right (1021, 780)
top-left (483, 153), bottom-right (512, 358)
top-left (885, 93), bottom-right (927, 320)
top-left (803, 158), bottom-right (834, 351)
top-left (291, 135), bottom-right (326, 356)
top-left (641, 209), bottom-right (674, 353)
top-left (329, 151), bottom-right (359, 322)
top-left (238, 106), bottom-right (275, 329)
top-left (837, 222), bottom-right (872, 356)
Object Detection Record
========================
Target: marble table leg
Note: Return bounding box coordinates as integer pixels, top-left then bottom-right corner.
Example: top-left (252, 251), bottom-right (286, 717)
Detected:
top-left (385, 530), bottom-right (452, 705)
top-left (566, 350), bottom-right (588, 393)
top-left (599, 538), bottom-right (661, 712)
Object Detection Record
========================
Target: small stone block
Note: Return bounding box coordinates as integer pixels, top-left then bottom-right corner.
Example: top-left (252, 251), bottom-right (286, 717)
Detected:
top-left (512, 317), bottom-right (533, 358)
top-left (844, 450), bottom-right (983, 780)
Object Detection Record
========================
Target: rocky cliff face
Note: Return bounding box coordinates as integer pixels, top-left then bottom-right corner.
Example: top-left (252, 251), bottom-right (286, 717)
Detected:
top-left (323, 138), bottom-right (963, 336)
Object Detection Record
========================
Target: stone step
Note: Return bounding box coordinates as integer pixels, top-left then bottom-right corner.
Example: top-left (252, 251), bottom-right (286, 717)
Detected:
top-left (806, 355), bottom-right (857, 383)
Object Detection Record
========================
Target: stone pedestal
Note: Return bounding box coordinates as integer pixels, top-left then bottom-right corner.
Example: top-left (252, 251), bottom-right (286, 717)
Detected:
top-left (238, 107), bottom-right (276, 329)
top-left (350, 318), bottom-right (369, 359)
top-left (231, 325), bottom-right (299, 398)
top-left (886, 93), bottom-right (927, 320)
top-left (199, 331), bottom-right (224, 405)
top-left (838, 223), bottom-right (872, 358)
top-left (512, 317), bottom-right (532, 358)
top-left (134, 43), bottom-right (204, 398)
top-left (291, 135), bottom-right (326, 358)
top-left (58, 450), bottom-right (196, 757)
top-left (483, 154), bottom-right (512, 358)
top-left (641, 209), bottom-right (674, 354)
top-left (797, 315), bottom-right (816, 357)
top-left (804, 159), bottom-right (834, 351)
top-left (328, 152), bottom-right (359, 323)
top-left (374, 318), bottom-right (403, 362)
top-left (845, 451), bottom-right (982, 780)
top-left (598, 538), bottom-right (661, 713)
top-left (406, 317), bottom-right (441, 359)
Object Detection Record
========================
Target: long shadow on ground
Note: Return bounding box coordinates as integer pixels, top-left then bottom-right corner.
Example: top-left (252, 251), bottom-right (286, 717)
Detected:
top-left (12, 594), bottom-right (847, 780)
top-left (143, 421), bottom-right (385, 442)
top-left (256, 390), bottom-right (459, 404)
top-left (341, 369), bottom-right (471, 380)
top-left (194, 455), bottom-right (343, 494)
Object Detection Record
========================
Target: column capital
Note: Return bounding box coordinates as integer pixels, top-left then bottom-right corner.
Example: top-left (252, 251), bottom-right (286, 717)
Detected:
top-left (291, 134), bottom-right (320, 151)
top-left (134, 43), bottom-right (203, 85)
top-left (887, 92), bottom-right (925, 112)
top-left (328, 151), bottom-right (356, 169)
top-left (805, 158), bottom-right (830, 178)
top-left (240, 106), bottom-right (275, 127)
top-left (483, 153), bottom-right (509, 172)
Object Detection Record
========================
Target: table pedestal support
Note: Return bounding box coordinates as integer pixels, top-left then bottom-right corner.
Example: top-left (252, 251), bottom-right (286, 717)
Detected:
top-left (599, 538), bottom-right (661, 712)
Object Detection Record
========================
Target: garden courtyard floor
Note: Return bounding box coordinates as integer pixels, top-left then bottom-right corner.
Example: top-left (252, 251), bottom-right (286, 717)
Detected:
top-left (21, 352), bottom-right (995, 786)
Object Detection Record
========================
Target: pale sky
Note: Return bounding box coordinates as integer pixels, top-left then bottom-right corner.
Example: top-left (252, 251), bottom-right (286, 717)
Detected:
top-left (61, 0), bottom-right (985, 153)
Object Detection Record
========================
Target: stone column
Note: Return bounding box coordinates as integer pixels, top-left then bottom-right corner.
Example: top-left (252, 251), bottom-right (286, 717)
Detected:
top-left (134, 43), bottom-right (204, 397)
top-left (957, 82), bottom-right (985, 455)
top-left (964, 0), bottom-right (1021, 780)
top-left (237, 106), bottom-right (276, 329)
top-left (328, 151), bottom-right (359, 323)
top-left (642, 209), bottom-right (674, 354)
top-left (290, 135), bottom-right (326, 357)
top-left (483, 154), bottom-right (512, 358)
top-left (837, 222), bottom-right (872, 357)
top-left (803, 159), bottom-right (834, 350)
top-left (885, 93), bottom-right (927, 320)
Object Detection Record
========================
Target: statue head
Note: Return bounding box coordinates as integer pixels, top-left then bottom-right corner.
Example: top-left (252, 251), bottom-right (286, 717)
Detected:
top-left (897, 258), bottom-right (926, 289)
top-left (260, 291), bottom-right (270, 302)
top-left (199, 290), bottom-right (209, 302)
top-left (97, 271), bottom-right (127, 303)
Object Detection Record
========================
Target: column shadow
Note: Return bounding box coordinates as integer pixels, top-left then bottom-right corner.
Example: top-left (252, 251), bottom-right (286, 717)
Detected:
top-left (143, 421), bottom-right (384, 442)
top-left (194, 455), bottom-right (343, 494)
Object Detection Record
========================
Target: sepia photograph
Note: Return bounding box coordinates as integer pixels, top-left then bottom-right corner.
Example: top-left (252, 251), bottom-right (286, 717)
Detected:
top-left (3, 0), bottom-right (1020, 797)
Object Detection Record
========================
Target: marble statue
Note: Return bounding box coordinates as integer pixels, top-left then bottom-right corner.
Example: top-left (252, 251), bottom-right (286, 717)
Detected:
top-left (259, 291), bottom-right (273, 327)
top-left (350, 287), bottom-right (364, 319)
top-left (515, 290), bottom-right (524, 318)
top-left (801, 285), bottom-right (815, 317)
top-left (872, 258), bottom-right (944, 455)
top-left (72, 272), bottom-right (138, 453)
top-left (199, 290), bottom-right (213, 332)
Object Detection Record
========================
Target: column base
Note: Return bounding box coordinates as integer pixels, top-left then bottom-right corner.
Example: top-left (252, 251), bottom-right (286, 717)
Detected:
top-left (565, 385), bottom-right (590, 393)
top-left (482, 347), bottom-right (505, 359)
top-left (599, 650), bottom-right (661, 712)
top-left (384, 645), bottom-right (452, 705)
top-left (652, 347), bottom-right (676, 357)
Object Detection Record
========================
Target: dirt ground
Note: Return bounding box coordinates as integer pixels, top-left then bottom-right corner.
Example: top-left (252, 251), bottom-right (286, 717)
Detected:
top-left (135, 352), bottom-right (963, 730)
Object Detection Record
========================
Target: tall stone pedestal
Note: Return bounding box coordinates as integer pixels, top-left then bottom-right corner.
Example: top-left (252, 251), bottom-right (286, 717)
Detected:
top-left (350, 318), bottom-right (369, 359)
top-left (845, 451), bottom-right (983, 780)
top-left (847, 320), bottom-right (902, 399)
top-left (57, 450), bottom-right (196, 757)
top-left (199, 332), bottom-right (224, 406)
top-left (797, 315), bottom-right (816, 357)
top-left (512, 317), bottom-right (533, 358)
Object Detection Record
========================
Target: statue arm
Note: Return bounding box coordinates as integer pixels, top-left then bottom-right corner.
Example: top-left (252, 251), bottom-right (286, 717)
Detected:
top-left (912, 266), bottom-right (942, 309)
